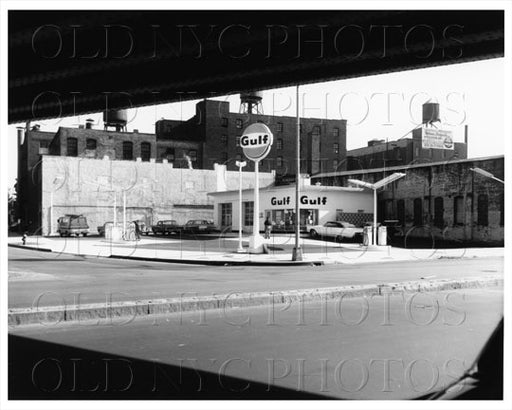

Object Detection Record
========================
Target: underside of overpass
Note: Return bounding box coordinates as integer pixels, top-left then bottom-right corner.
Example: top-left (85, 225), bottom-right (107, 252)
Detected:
top-left (8, 10), bottom-right (504, 124)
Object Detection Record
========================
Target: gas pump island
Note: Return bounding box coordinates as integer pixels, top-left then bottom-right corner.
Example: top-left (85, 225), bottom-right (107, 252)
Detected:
top-left (240, 123), bottom-right (274, 253)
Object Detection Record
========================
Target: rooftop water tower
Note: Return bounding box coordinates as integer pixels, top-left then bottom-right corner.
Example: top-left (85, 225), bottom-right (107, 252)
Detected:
top-left (422, 102), bottom-right (441, 127)
top-left (103, 109), bottom-right (128, 132)
top-left (240, 90), bottom-right (264, 115)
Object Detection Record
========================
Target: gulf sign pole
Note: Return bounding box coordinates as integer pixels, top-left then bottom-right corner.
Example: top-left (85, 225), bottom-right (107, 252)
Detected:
top-left (241, 123), bottom-right (273, 254)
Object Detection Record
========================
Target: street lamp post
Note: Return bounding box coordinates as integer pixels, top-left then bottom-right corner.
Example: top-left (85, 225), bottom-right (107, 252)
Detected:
top-left (292, 84), bottom-right (303, 261)
top-left (235, 160), bottom-right (247, 252)
top-left (470, 167), bottom-right (504, 184)
top-left (348, 173), bottom-right (406, 246)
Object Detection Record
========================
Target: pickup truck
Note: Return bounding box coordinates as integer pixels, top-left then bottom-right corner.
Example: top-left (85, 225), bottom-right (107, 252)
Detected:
top-left (151, 220), bottom-right (183, 235)
top-left (308, 221), bottom-right (364, 242)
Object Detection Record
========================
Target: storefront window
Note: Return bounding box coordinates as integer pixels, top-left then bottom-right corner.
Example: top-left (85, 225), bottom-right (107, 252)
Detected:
top-left (243, 201), bottom-right (254, 226)
top-left (220, 203), bottom-right (232, 228)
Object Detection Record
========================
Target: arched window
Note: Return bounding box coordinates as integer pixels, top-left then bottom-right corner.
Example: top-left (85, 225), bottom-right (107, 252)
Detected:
top-left (67, 137), bottom-right (78, 156)
top-left (122, 141), bottom-right (133, 160)
top-left (140, 142), bottom-right (151, 161)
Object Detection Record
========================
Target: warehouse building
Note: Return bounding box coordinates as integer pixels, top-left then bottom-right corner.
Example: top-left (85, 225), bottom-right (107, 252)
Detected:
top-left (311, 155), bottom-right (504, 245)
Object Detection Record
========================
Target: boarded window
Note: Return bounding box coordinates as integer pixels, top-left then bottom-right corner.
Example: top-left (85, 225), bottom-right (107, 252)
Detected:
top-left (453, 196), bottom-right (464, 225)
top-left (141, 142), bottom-right (151, 161)
top-left (434, 197), bottom-right (444, 228)
top-left (122, 141), bottom-right (133, 160)
top-left (413, 198), bottom-right (423, 226)
top-left (397, 199), bottom-right (405, 225)
top-left (477, 194), bottom-right (489, 226)
top-left (67, 137), bottom-right (78, 156)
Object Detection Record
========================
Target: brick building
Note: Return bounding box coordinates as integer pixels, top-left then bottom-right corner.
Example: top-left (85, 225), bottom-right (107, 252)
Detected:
top-left (347, 127), bottom-right (468, 171)
top-left (156, 99), bottom-right (348, 177)
top-left (312, 155), bottom-right (504, 245)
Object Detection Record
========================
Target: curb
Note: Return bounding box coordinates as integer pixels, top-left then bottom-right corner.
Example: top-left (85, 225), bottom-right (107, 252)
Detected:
top-left (8, 243), bottom-right (52, 253)
top-left (109, 254), bottom-right (324, 266)
top-left (8, 275), bottom-right (503, 327)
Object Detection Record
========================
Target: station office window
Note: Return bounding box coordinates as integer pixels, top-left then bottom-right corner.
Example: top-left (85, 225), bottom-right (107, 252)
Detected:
top-left (236, 118), bottom-right (243, 129)
top-left (141, 142), bottom-right (151, 161)
top-left (276, 139), bottom-right (283, 150)
top-left (243, 201), bottom-right (254, 226)
top-left (413, 198), bottom-right (423, 226)
top-left (477, 194), bottom-right (489, 226)
top-left (122, 141), bottom-right (133, 160)
top-left (434, 197), bottom-right (444, 228)
top-left (220, 203), bottom-right (232, 227)
top-left (453, 196), bottom-right (464, 225)
top-left (333, 143), bottom-right (339, 154)
top-left (86, 138), bottom-right (97, 150)
top-left (67, 137), bottom-right (78, 157)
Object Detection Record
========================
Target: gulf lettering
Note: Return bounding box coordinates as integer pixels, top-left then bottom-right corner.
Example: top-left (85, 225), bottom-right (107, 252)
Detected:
top-left (300, 195), bottom-right (327, 205)
top-left (241, 134), bottom-right (269, 147)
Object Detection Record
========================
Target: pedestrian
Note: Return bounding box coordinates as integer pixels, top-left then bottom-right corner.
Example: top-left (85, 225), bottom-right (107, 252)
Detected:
top-left (22, 231), bottom-right (28, 245)
top-left (264, 217), bottom-right (272, 239)
top-left (133, 221), bottom-right (141, 241)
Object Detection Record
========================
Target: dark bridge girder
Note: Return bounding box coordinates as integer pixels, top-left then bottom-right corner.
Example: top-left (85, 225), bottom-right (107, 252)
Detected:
top-left (8, 10), bottom-right (504, 124)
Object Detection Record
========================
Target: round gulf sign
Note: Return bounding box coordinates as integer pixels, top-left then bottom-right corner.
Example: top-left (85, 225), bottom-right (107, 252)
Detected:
top-left (241, 123), bottom-right (273, 162)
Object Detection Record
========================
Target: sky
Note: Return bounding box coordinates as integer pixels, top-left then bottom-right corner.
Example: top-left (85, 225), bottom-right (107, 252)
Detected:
top-left (7, 57), bottom-right (504, 189)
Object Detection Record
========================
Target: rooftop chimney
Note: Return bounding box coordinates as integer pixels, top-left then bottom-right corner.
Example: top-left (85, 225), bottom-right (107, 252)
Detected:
top-left (85, 118), bottom-right (94, 129)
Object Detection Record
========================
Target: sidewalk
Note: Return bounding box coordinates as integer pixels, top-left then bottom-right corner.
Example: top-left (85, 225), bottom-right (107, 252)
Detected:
top-left (7, 235), bottom-right (504, 265)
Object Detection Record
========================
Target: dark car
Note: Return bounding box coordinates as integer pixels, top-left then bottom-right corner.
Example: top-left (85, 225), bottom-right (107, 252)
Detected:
top-left (151, 220), bottom-right (183, 235)
top-left (183, 219), bottom-right (215, 234)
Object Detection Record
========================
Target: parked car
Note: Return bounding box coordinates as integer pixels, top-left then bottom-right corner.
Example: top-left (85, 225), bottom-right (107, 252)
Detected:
top-left (151, 220), bottom-right (183, 235)
top-left (308, 221), bottom-right (363, 242)
top-left (57, 214), bottom-right (89, 237)
top-left (183, 219), bottom-right (215, 234)
top-left (97, 221), bottom-right (113, 236)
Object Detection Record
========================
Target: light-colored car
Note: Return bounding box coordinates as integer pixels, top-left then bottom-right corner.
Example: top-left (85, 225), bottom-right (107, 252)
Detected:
top-left (308, 221), bottom-right (363, 242)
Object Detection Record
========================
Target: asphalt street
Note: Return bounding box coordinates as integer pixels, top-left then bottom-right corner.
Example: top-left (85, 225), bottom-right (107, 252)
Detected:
top-left (9, 287), bottom-right (503, 399)
top-left (8, 247), bottom-right (503, 308)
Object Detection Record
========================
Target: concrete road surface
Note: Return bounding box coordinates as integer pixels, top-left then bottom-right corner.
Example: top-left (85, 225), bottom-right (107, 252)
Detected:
top-left (8, 247), bottom-right (503, 309)
top-left (9, 287), bottom-right (503, 399)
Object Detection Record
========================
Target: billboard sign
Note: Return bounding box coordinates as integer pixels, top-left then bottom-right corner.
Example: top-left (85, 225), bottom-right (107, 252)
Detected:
top-left (422, 128), bottom-right (454, 150)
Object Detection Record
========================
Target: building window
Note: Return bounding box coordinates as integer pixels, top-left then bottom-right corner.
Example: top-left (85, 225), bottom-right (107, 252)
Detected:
top-left (453, 196), bottom-right (464, 225)
top-left (397, 199), bottom-right (405, 225)
top-left (500, 193), bottom-right (504, 227)
top-left (243, 201), bottom-right (254, 226)
top-left (86, 138), bottom-right (97, 150)
top-left (164, 148), bottom-right (175, 161)
top-left (67, 137), bottom-right (78, 157)
top-left (313, 125), bottom-right (320, 135)
top-left (221, 152), bottom-right (228, 163)
top-left (415, 147), bottom-right (420, 157)
top-left (333, 127), bottom-right (339, 137)
top-left (236, 136), bottom-right (241, 147)
top-left (141, 142), bottom-right (151, 161)
top-left (333, 143), bottom-right (339, 154)
top-left (333, 159), bottom-right (339, 170)
top-left (220, 203), bottom-right (232, 227)
top-left (413, 198), bottom-right (423, 226)
top-left (189, 150), bottom-right (197, 161)
top-left (122, 141), bottom-right (133, 160)
top-left (434, 197), bottom-right (444, 228)
top-left (236, 119), bottom-right (243, 129)
top-left (276, 156), bottom-right (283, 167)
top-left (299, 124), bottom-right (303, 133)
top-left (477, 194), bottom-right (489, 226)
top-left (221, 135), bottom-right (228, 145)
top-left (277, 122), bottom-right (283, 132)
top-left (39, 140), bottom-right (50, 149)
top-left (221, 117), bottom-right (228, 127)
top-left (277, 139), bottom-right (283, 150)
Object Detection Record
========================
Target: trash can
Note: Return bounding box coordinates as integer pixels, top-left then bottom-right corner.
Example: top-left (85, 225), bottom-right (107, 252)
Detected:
top-left (363, 226), bottom-right (373, 246)
top-left (378, 226), bottom-right (387, 246)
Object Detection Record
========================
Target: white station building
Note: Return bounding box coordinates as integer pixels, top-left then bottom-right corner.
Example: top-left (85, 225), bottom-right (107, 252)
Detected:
top-left (208, 178), bottom-right (374, 233)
